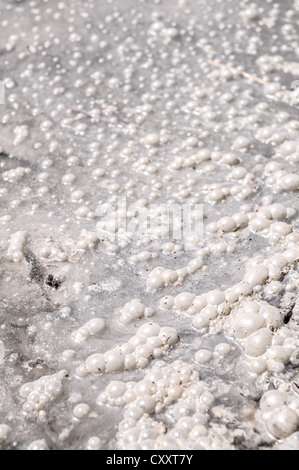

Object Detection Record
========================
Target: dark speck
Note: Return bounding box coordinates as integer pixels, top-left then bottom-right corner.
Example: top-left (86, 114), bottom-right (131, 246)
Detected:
top-left (45, 274), bottom-right (61, 290)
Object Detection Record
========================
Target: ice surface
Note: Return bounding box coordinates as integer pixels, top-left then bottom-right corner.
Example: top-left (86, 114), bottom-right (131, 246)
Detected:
top-left (0, 0), bottom-right (299, 450)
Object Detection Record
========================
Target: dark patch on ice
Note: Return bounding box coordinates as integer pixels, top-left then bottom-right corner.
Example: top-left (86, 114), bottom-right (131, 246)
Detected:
top-left (24, 248), bottom-right (46, 286)
top-left (0, 152), bottom-right (9, 159)
top-left (45, 274), bottom-right (61, 290)
top-left (24, 248), bottom-right (62, 297)
top-left (282, 300), bottom-right (296, 324)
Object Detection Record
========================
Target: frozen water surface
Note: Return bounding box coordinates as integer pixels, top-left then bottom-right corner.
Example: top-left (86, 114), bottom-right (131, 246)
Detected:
top-left (0, 0), bottom-right (299, 450)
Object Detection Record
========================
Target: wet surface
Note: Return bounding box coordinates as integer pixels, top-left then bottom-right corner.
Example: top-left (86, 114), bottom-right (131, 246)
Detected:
top-left (0, 0), bottom-right (299, 450)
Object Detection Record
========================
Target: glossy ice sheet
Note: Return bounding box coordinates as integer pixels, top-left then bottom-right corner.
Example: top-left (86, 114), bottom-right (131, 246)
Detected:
top-left (0, 0), bottom-right (299, 450)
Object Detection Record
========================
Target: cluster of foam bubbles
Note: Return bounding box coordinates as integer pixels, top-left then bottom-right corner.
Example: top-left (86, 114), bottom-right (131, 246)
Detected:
top-left (71, 318), bottom-right (105, 343)
top-left (119, 299), bottom-right (155, 324)
top-left (19, 370), bottom-right (67, 413)
top-left (98, 360), bottom-right (228, 450)
top-left (81, 322), bottom-right (179, 375)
